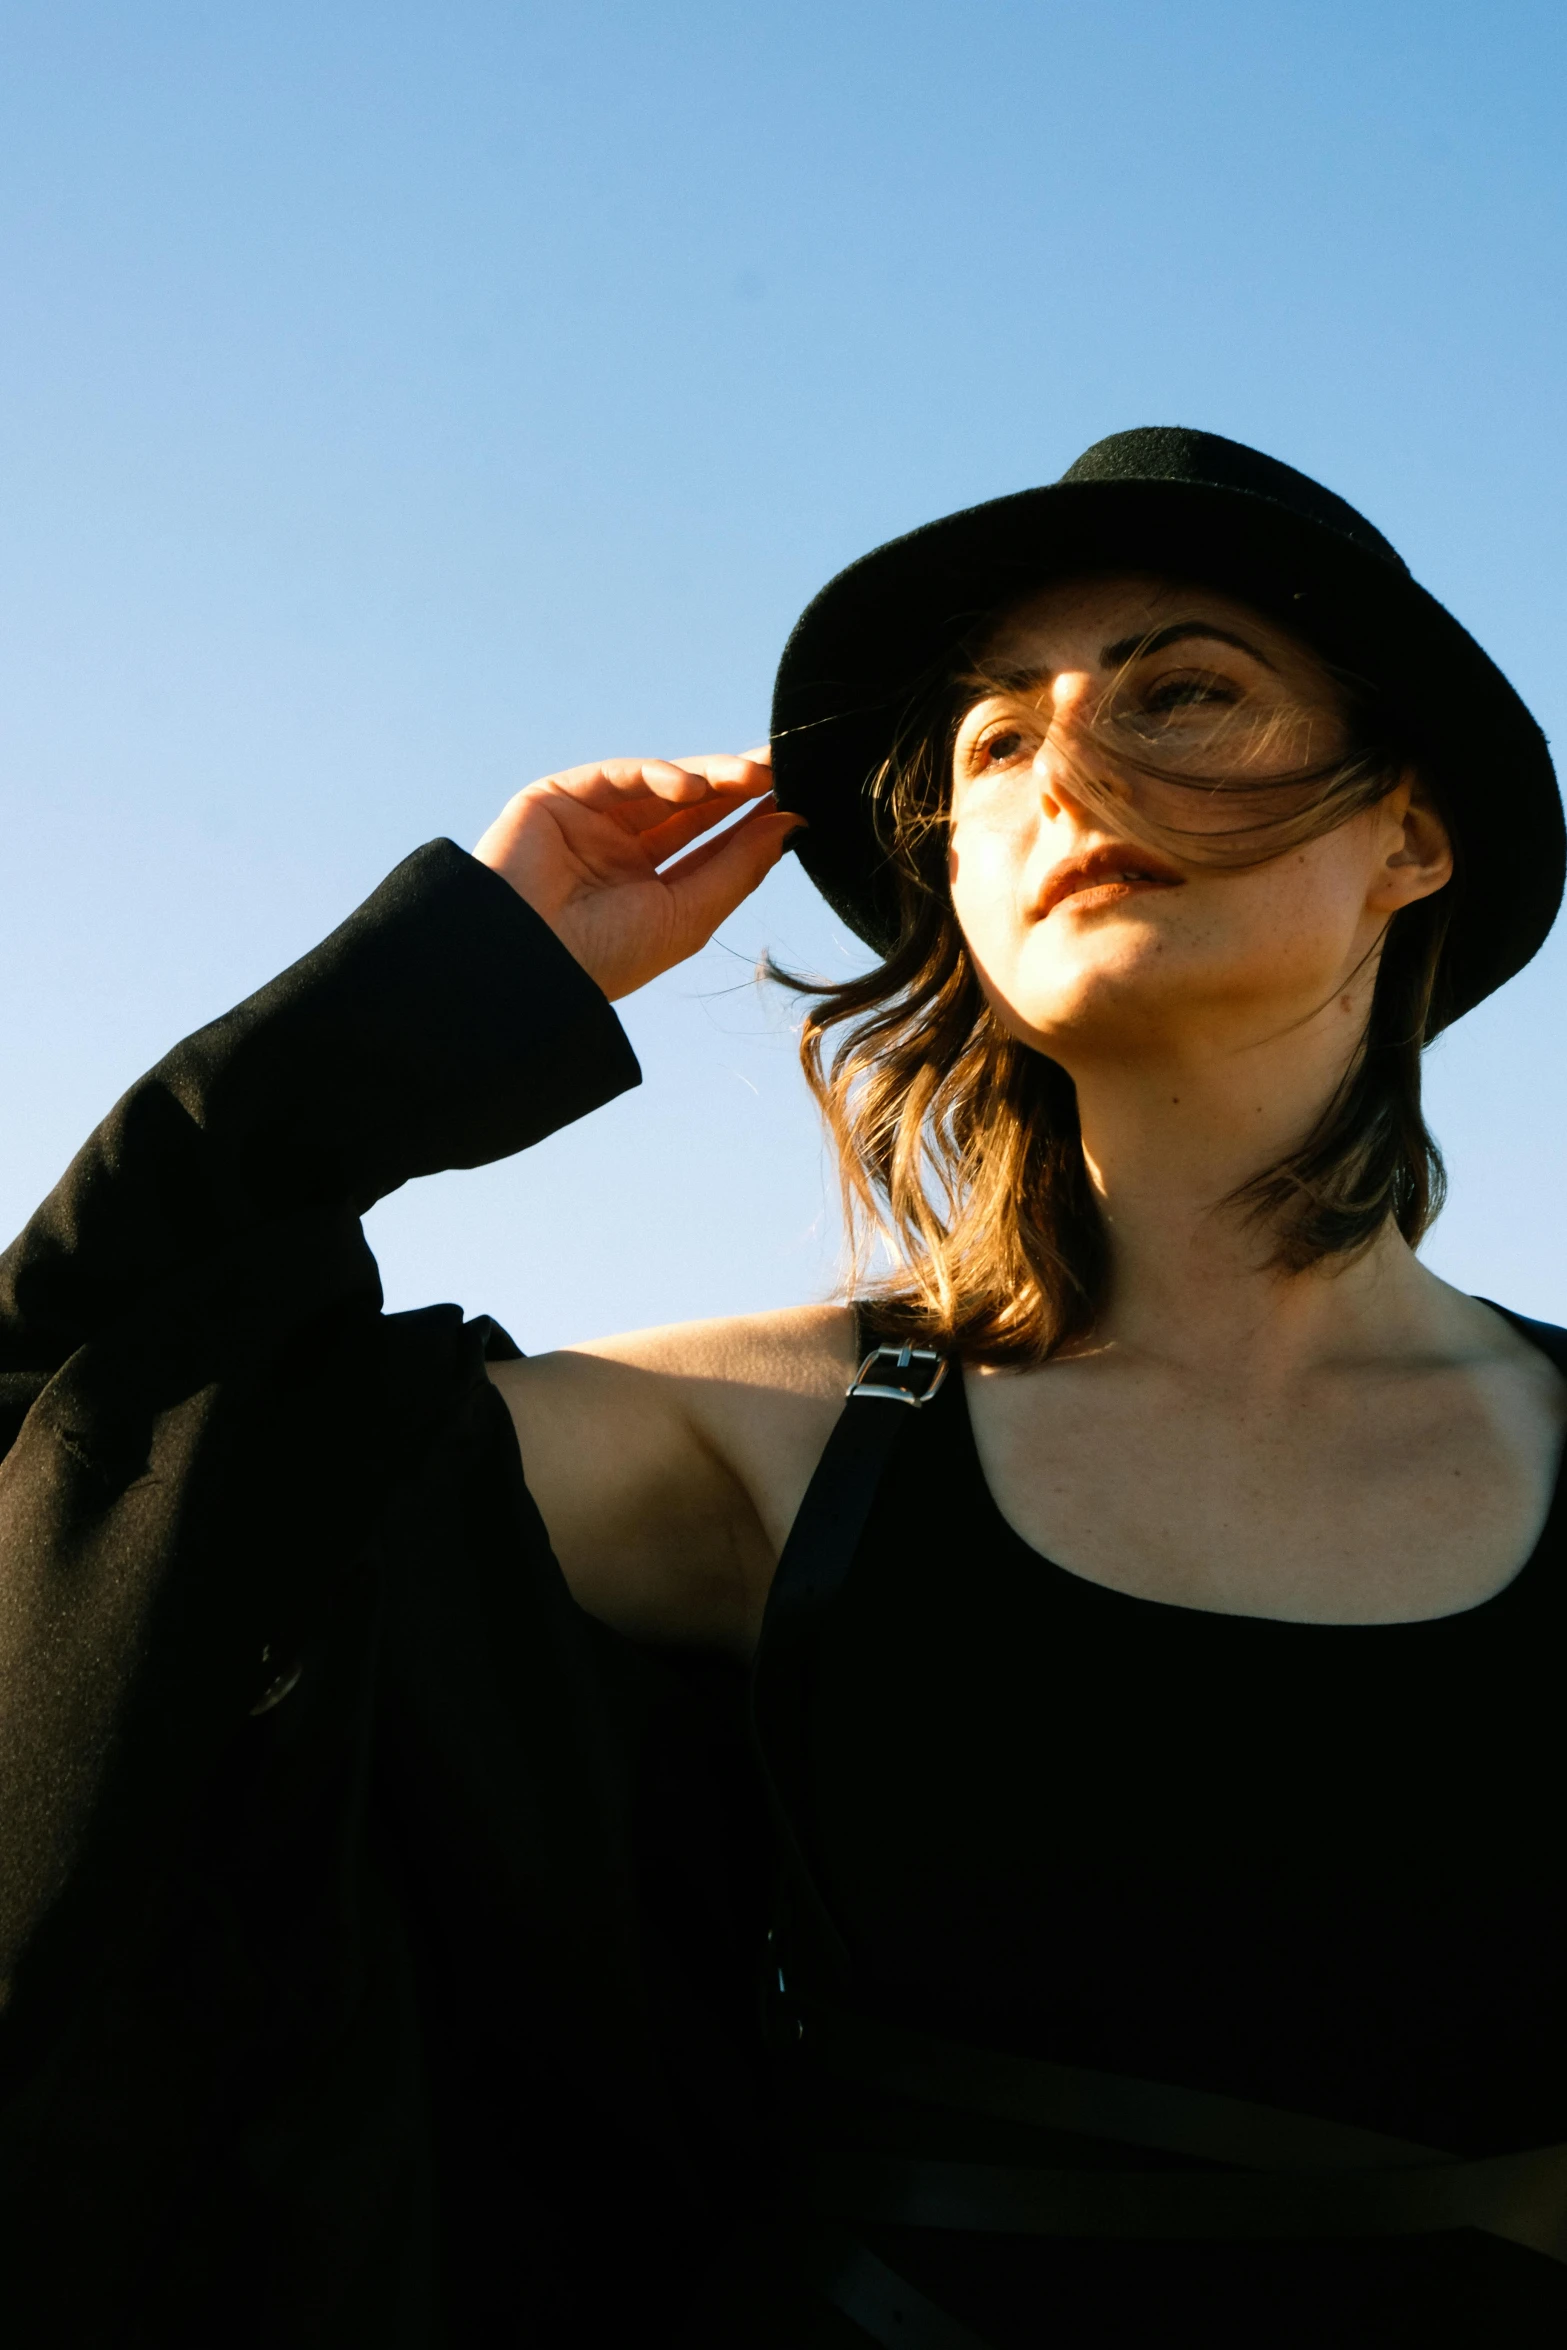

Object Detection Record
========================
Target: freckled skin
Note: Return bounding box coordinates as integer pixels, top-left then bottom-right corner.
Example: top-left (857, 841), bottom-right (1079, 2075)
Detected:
top-left (479, 573), bottom-right (1567, 1645)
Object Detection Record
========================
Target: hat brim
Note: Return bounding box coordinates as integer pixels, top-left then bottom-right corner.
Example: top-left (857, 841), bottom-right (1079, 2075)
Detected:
top-left (770, 476), bottom-right (1561, 1024)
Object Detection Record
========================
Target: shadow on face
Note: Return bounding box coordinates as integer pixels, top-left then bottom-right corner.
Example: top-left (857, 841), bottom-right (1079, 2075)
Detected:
top-left (946, 573), bottom-right (1453, 1070)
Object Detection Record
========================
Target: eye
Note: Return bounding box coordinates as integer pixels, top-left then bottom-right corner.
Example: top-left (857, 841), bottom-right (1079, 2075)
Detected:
top-left (971, 723), bottom-right (1033, 769)
top-left (1137, 670), bottom-right (1237, 715)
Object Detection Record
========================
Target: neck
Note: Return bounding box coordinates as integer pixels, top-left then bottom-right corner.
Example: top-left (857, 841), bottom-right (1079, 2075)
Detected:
top-left (1066, 1005), bottom-right (1431, 1376)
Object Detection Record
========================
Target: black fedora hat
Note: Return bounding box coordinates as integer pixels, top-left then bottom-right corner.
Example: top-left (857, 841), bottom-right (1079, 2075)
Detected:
top-left (770, 426), bottom-right (1561, 1026)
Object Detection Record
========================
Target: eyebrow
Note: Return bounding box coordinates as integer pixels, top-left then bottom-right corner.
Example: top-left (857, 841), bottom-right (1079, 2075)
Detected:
top-left (1097, 620), bottom-right (1277, 672)
top-left (975, 620), bottom-right (1277, 699)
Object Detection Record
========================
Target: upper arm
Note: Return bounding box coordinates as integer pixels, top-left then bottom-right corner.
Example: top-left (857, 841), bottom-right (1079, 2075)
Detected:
top-left (487, 1304), bottom-right (857, 1653)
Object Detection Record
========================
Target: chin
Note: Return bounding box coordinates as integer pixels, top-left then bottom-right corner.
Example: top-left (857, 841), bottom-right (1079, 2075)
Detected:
top-left (992, 985), bottom-right (1167, 1062)
top-left (1000, 950), bottom-right (1273, 1065)
top-left (1008, 935), bottom-right (1187, 1030)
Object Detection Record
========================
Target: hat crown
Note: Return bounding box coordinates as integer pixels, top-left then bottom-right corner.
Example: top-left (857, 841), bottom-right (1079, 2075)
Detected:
top-left (772, 423), bottom-right (1560, 1017)
top-left (1061, 427), bottom-right (1407, 574)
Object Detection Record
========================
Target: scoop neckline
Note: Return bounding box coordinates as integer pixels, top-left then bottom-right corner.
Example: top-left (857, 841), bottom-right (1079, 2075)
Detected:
top-left (949, 1311), bottom-right (1567, 1634)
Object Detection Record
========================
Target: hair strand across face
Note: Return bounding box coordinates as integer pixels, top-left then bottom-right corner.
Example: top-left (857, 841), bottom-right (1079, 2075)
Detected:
top-left (771, 615), bottom-right (1453, 1364)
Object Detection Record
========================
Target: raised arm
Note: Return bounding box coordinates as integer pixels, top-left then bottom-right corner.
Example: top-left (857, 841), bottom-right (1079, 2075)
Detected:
top-left (0, 768), bottom-right (813, 2337)
top-left (470, 751), bottom-right (851, 1652)
top-left (0, 838), bottom-right (641, 1430)
top-left (0, 839), bottom-right (662, 2009)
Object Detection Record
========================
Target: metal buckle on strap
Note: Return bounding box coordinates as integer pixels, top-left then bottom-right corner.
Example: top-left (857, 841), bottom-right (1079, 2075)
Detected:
top-left (847, 1343), bottom-right (949, 1407)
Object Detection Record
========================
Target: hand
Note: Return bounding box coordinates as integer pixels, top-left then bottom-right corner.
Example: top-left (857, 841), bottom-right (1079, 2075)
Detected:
top-left (473, 749), bottom-right (803, 1000)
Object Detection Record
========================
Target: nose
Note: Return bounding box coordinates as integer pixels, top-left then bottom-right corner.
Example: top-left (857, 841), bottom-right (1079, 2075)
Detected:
top-left (1031, 670), bottom-right (1119, 823)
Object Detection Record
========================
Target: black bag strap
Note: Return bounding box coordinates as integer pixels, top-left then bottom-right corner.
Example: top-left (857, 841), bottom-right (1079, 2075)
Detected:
top-left (792, 2139), bottom-right (1567, 2349)
top-left (755, 1323), bottom-right (1567, 2340)
top-left (801, 1999), bottom-right (1441, 2173)
top-left (765, 1337), bottom-right (950, 1629)
top-left (749, 1333), bottom-right (953, 1993)
top-left (759, 1310), bottom-right (1567, 2341)
top-left (791, 2001), bottom-right (1567, 2270)
top-left (806, 2142), bottom-right (1567, 2262)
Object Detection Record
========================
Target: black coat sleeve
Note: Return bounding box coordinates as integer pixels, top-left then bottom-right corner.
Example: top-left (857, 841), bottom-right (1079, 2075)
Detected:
top-left (0, 837), bottom-right (640, 1976)
top-left (0, 837), bottom-right (639, 1411)
top-left (0, 842), bottom-right (710, 2349)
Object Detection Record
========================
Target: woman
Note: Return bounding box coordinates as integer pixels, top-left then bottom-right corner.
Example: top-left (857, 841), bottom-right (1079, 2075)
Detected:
top-left (477, 426), bottom-right (1567, 2344)
top-left (2, 428), bottom-right (1564, 2346)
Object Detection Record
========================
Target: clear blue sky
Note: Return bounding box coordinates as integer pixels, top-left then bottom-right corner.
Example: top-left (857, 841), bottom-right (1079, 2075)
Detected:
top-left (2, 1), bottom-right (1564, 1348)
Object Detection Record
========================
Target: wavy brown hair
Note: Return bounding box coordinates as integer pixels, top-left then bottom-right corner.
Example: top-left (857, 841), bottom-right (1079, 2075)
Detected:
top-left (776, 626), bottom-right (1454, 1367)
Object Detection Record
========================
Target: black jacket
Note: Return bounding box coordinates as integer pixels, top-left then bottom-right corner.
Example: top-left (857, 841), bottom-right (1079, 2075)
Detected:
top-left (0, 842), bottom-right (774, 2346)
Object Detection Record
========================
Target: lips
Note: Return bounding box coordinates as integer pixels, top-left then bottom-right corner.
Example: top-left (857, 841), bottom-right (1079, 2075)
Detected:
top-left (1035, 842), bottom-right (1184, 922)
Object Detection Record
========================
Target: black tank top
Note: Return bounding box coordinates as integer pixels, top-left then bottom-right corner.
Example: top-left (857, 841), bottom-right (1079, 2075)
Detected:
top-left (760, 1310), bottom-right (1567, 2346)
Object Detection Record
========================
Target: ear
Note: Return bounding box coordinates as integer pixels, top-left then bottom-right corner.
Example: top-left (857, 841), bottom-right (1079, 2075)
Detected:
top-left (1367, 776), bottom-right (1453, 914)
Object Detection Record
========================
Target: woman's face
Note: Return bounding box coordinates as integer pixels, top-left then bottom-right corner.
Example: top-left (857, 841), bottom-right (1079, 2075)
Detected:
top-left (947, 573), bottom-right (1452, 1071)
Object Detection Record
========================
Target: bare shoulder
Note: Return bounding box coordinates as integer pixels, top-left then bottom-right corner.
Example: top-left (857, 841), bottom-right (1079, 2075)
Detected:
top-left (569, 1299), bottom-right (858, 1394)
top-left (535, 1301), bottom-right (858, 1548)
top-left (1452, 1291), bottom-right (1567, 1459)
top-left (1414, 1279), bottom-right (1567, 1415)
top-left (486, 1303), bottom-right (857, 1649)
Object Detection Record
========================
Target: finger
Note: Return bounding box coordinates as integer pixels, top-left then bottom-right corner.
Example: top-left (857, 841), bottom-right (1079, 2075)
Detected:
top-left (534, 759), bottom-right (713, 816)
top-left (606, 781), bottom-right (763, 840)
top-left (668, 751), bottom-right (773, 785)
top-left (541, 754), bottom-right (769, 809)
top-left (661, 805), bottom-right (805, 938)
top-left (519, 774), bottom-right (777, 887)
top-left (641, 788), bottom-right (780, 866)
top-left (528, 759), bottom-right (773, 844)
top-left (610, 778), bottom-right (772, 850)
top-left (663, 800), bottom-right (805, 882)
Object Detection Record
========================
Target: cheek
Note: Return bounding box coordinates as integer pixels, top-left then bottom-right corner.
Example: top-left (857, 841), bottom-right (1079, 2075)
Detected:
top-left (1179, 851), bottom-right (1376, 993)
top-left (1231, 843), bottom-right (1370, 946)
top-left (948, 805), bottom-right (1036, 944)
